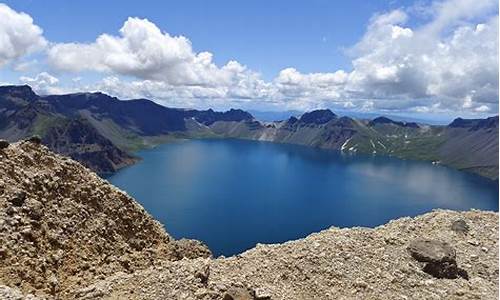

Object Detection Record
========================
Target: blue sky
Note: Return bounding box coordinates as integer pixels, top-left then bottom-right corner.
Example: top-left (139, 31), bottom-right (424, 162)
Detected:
top-left (3, 0), bottom-right (419, 78)
top-left (0, 0), bottom-right (498, 121)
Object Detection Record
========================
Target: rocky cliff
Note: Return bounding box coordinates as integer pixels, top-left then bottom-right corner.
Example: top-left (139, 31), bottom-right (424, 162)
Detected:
top-left (0, 140), bottom-right (210, 299)
top-left (0, 140), bottom-right (498, 299)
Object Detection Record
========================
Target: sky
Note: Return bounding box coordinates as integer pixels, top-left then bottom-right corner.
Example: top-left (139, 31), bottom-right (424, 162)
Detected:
top-left (0, 0), bottom-right (498, 121)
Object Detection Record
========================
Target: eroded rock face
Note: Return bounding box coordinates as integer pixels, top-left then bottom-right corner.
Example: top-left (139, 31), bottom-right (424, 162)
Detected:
top-left (0, 142), bottom-right (211, 298)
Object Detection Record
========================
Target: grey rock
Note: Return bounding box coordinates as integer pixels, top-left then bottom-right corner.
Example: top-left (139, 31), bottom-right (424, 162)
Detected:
top-left (451, 219), bottom-right (469, 233)
top-left (0, 139), bottom-right (9, 149)
top-left (422, 261), bottom-right (460, 279)
top-left (408, 239), bottom-right (469, 279)
top-left (407, 239), bottom-right (456, 263)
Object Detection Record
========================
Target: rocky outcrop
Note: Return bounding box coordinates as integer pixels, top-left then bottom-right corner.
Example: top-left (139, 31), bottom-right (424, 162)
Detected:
top-left (41, 118), bottom-right (138, 174)
top-left (298, 109), bottom-right (336, 125)
top-left (0, 141), bottom-right (210, 299)
top-left (74, 209), bottom-right (498, 300)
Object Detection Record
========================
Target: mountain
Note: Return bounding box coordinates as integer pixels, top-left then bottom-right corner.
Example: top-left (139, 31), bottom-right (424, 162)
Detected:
top-left (0, 87), bottom-right (138, 174)
top-left (368, 116), bottom-right (419, 128)
top-left (202, 111), bottom-right (498, 179)
top-left (41, 118), bottom-right (138, 174)
top-left (0, 85), bottom-right (497, 179)
top-left (1, 142), bottom-right (498, 299)
top-left (247, 109), bottom-right (303, 122)
top-left (0, 86), bottom-right (252, 173)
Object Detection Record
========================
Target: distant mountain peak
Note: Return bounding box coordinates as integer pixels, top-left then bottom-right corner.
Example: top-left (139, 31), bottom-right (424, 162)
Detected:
top-left (0, 85), bottom-right (39, 102)
top-left (189, 108), bottom-right (254, 126)
top-left (449, 116), bottom-right (499, 130)
top-left (369, 116), bottom-right (419, 128)
top-left (299, 109), bottom-right (337, 124)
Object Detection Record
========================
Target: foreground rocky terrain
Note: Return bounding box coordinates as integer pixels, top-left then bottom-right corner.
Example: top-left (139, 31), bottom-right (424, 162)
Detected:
top-left (0, 140), bottom-right (498, 299)
top-left (0, 141), bottom-right (210, 299)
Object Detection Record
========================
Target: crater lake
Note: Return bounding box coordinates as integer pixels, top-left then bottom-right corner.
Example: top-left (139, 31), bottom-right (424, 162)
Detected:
top-left (107, 139), bottom-right (499, 256)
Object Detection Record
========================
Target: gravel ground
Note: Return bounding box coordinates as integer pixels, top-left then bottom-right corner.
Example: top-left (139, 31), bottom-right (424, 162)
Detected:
top-left (74, 209), bottom-right (498, 300)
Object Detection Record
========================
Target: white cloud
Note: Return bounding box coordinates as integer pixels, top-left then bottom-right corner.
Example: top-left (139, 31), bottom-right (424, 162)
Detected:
top-left (7, 0), bottom-right (498, 115)
top-left (19, 72), bottom-right (63, 95)
top-left (47, 17), bottom-right (259, 88)
top-left (0, 4), bottom-right (46, 67)
top-left (343, 0), bottom-right (498, 113)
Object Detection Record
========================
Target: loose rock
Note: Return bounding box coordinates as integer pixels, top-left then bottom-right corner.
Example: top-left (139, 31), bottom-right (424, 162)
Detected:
top-left (222, 287), bottom-right (254, 300)
top-left (0, 139), bottom-right (9, 149)
top-left (0, 142), bottom-right (497, 300)
top-left (407, 239), bottom-right (456, 263)
top-left (194, 264), bottom-right (210, 284)
top-left (451, 219), bottom-right (469, 233)
top-left (254, 287), bottom-right (272, 299)
top-left (407, 239), bottom-right (468, 279)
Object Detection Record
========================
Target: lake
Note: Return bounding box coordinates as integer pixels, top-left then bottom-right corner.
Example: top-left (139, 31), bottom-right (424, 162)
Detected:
top-left (107, 139), bottom-right (499, 256)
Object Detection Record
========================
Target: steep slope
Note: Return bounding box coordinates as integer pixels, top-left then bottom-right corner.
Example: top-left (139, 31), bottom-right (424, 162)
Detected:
top-left (0, 141), bottom-right (210, 299)
top-left (439, 117), bottom-right (499, 178)
top-left (0, 86), bottom-right (256, 172)
top-left (43, 93), bottom-right (187, 136)
top-left (42, 118), bottom-right (138, 174)
top-left (204, 111), bottom-right (498, 179)
top-left (0, 87), bottom-right (139, 174)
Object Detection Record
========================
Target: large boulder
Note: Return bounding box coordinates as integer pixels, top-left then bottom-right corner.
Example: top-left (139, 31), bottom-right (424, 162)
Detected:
top-left (407, 239), bottom-right (456, 263)
top-left (407, 239), bottom-right (467, 279)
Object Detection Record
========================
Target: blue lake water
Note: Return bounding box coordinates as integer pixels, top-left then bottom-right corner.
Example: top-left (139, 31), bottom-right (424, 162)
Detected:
top-left (107, 139), bottom-right (499, 256)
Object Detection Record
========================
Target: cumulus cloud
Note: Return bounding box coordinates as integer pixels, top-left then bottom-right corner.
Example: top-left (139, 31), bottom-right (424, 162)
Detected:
top-left (344, 0), bottom-right (498, 113)
top-left (0, 4), bottom-right (46, 67)
top-left (276, 0), bottom-right (499, 113)
top-left (19, 72), bottom-right (64, 95)
top-left (9, 0), bottom-right (500, 114)
top-left (47, 17), bottom-right (260, 88)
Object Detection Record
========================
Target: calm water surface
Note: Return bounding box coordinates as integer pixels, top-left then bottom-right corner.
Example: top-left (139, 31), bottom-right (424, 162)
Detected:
top-left (107, 139), bottom-right (499, 256)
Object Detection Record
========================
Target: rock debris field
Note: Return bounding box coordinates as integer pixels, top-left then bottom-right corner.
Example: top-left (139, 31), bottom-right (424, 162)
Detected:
top-left (0, 140), bottom-right (498, 299)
